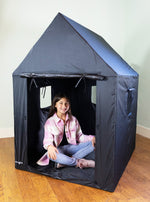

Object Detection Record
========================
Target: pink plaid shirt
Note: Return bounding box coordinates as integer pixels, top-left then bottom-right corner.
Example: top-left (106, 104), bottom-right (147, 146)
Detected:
top-left (43, 113), bottom-right (94, 149)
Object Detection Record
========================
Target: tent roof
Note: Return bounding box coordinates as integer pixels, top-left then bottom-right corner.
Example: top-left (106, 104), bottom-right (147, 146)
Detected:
top-left (13, 13), bottom-right (137, 77)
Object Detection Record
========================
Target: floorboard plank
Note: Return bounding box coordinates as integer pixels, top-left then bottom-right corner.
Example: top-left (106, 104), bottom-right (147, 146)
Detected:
top-left (0, 135), bottom-right (150, 201)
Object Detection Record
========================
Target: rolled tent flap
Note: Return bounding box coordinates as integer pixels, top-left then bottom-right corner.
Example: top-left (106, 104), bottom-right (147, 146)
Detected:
top-left (20, 73), bottom-right (105, 80)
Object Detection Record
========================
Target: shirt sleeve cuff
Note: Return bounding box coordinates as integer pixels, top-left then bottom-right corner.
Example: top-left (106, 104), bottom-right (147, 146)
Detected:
top-left (44, 143), bottom-right (53, 150)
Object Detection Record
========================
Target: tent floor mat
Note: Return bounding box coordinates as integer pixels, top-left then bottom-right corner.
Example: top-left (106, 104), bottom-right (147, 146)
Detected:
top-left (28, 151), bottom-right (100, 189)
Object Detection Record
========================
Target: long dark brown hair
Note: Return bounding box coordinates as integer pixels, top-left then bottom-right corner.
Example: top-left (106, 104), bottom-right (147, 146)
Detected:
top-left (48, 93), bottom-right (72, 118)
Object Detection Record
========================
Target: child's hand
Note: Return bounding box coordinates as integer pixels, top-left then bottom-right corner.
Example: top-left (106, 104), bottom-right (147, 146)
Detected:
top-left (92, 136), bottom-right (96, 148)
top-left (47, 145), bottom-right (59, 160)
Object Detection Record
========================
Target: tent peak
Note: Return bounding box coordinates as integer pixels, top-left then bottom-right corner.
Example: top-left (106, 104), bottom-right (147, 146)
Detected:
top-left (13, 13), bottom-right (138, 77)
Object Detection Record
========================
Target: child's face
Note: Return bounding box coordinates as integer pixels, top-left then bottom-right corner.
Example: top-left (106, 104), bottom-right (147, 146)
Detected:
top-left (55, 98), bottom-right (70, 115)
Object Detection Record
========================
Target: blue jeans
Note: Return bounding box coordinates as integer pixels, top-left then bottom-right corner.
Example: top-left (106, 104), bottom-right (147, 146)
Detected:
top-left (50, 141), bottom-right (94, 166)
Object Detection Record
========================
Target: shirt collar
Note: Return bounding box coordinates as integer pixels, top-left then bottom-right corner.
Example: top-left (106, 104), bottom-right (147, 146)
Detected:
top-left (53, 113), bottom-right (70, 123)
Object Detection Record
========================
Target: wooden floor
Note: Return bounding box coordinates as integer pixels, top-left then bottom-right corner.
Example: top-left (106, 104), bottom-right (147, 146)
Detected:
top-left (0, 134), bottom-right (150, 202)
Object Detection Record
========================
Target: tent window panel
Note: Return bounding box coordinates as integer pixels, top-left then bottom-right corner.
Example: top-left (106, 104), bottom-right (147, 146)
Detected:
top-left (91, 86), bottom-right (96, 104)
top-left (40, 86), bottom-right (51, 109)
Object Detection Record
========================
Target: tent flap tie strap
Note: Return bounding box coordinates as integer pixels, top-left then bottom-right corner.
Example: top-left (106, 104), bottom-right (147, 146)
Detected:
top-left (42, 87), bottom-right (46, 98)
top-left (29, 78), bottom-right (38, 90)
top-left (75, 74), bottom-right (85, 88)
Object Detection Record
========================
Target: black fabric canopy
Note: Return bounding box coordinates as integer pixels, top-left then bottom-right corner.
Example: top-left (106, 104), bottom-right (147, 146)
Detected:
top-left (13, 13), bottom-right (138, 192)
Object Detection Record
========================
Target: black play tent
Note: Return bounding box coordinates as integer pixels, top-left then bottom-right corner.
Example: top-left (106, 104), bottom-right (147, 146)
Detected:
top-left (13, 13), bottom-right (138, 192)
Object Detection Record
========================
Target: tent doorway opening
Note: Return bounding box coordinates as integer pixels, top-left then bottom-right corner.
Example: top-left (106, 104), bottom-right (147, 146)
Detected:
top-left (27, 77), bottom-right (97, 171)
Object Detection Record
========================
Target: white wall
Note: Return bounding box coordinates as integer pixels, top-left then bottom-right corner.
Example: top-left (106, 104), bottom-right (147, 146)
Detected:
top-left (123, 0), bottom-right (150, 138)
top-left (0, 0), bottom-right (150, 138)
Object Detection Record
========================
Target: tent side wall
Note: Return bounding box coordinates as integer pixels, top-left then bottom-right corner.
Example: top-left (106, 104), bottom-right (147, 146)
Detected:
top-left (13, 76), bottom-right (28, 169)
top-left (114, 75), bottom-right (138, 186)
top-left (95, 75), bottom-right (138, 191)
top-left (95, 77), bottom-right (117, 192)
